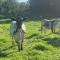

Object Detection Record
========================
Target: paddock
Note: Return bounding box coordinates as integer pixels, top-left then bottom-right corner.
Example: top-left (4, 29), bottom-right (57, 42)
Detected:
top-left (0, 18), bottom-right (60, 60)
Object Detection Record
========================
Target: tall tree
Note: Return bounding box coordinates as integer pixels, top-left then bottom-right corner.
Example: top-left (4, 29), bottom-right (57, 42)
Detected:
top-left (0, 0), bottom-right (29, 18)
top-left (29, 0), bottom-right (60, 18)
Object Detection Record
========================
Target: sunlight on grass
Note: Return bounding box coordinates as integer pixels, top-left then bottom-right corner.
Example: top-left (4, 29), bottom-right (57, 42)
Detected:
top-left (0, 19), bottom-right (60, 60)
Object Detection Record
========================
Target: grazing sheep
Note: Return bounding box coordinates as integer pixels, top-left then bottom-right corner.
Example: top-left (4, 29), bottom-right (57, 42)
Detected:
top-left (39, 16), bottom-right (56, 34)
top-left (53, 18), bottom-right (60, 33)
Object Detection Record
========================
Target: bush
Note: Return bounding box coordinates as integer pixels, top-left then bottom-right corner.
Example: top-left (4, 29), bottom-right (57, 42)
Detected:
top-left (0, 15), bottom-right (7, 19)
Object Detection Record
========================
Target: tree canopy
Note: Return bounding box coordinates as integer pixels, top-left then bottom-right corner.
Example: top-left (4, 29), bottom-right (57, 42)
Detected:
top-left (29, 0), bottom-right (60, 18)
top-left (0, 0), bottom-right (29, 18)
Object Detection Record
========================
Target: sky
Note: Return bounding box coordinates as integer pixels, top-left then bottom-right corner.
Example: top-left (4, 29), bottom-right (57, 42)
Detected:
top-left (18, 0), bottom-right (28, 3)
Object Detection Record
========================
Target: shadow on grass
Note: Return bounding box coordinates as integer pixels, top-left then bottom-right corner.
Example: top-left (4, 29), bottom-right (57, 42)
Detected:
top-left (43, 37), bottom-right (60, 47)
top-left (2, 46), bottom-right (13, 51)
top-left (0, 39), bottom-right (6, 43)
top-left (0, 46), bottom-right (15, 57)
top-left (26, 33), bottom-right (44, 39)
top-left (54, 32), bottom-right (60, 35)
top-left (0, 52), bottom-right (8, 57)
top-left (0, 46), bottom-right (13, 58)
top-left (0, 38), bottom-right (13, 51)
top-left (34, 45), bottom-right (48, 51)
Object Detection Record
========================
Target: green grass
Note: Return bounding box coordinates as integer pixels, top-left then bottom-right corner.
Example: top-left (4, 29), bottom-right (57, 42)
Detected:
top-left (0, 19), bottom-right (60, 60)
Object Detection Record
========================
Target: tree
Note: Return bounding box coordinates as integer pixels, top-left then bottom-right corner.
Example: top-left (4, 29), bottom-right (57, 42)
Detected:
top-left (29, 0), bottom-right (60, 18)
top-left (0, 0), bottom-right (29, 18)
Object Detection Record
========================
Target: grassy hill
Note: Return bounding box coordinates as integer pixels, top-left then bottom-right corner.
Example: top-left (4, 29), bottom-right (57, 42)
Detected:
top-left (0, 19), bottom-right (60, 60)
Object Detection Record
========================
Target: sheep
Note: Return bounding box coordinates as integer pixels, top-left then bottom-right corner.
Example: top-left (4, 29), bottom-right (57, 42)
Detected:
top-left (39, 16), bottom-right (56, 34)
top-left (10, 17), bottom-right (26, 51)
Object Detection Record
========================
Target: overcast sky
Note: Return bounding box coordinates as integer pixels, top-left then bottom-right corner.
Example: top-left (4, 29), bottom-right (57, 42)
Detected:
top-left (18, 0), bottom-right (28, 2)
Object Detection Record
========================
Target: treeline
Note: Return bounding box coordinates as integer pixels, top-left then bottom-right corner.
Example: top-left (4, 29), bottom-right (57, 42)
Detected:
top-left (0, 0), bottom-right (29, 19)
top-left (0, 0), bottom-right (60, 19)
top-left (29, 0), bottom-right (60, 18)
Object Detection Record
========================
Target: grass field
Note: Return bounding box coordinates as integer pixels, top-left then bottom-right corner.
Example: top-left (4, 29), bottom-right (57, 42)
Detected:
top-left (0, 19), bottom-right (60, 60)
